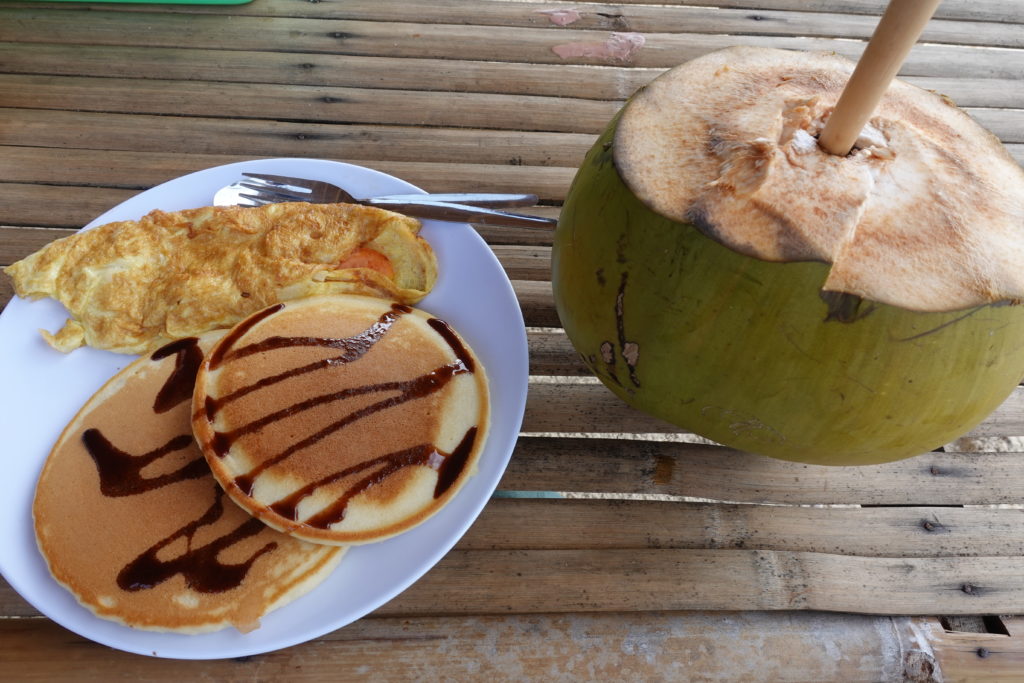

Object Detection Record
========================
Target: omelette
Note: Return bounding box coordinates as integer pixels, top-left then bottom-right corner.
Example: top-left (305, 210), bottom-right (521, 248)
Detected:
top-left (4, 202), bottom-right (438, 354)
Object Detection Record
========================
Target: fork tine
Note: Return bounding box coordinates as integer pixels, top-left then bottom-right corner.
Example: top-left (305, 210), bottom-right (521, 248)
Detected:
top-left (235, 192), bottom-right (274, 206)
top-left (237, 182), bottom-right (311, 203)
top-left (243, 173), bottom-right (318, 190)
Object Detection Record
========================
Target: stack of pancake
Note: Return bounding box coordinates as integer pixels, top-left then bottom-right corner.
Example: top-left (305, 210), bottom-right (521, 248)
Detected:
top-left (34, 332), bottom-right (344, 634)
top-left (22, 203), bottom-right (489, 635)
top-left (34, 295), bottom-right (489, 634)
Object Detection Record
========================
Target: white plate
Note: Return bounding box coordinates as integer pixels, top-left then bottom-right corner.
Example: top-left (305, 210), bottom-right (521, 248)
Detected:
top-left (0, 159), bottom-right (529, 659)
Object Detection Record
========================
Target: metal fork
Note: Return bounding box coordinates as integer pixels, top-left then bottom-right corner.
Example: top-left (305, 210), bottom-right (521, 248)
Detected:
top-left (214, 173), bottom-right (556, 229)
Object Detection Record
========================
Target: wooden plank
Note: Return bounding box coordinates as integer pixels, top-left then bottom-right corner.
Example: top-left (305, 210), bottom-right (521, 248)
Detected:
top-left (0, 74), bottom-right (622, 135)
top-left (969, 108), bottom-right (1024, 144)
top-left (0, 110), bottom-right (591, 170)
top-left (5, 42), bottom-right (1024, 109)
top-left (928, 616), bottom-right (1024, 682)
top-left (522, 382), bottom-right (1024, 440)
top-left (512, 280), bottom-right (558, 327)
top-left (493, 0), bottom-right (1023, 25)
top-left (0, 227), bottom-right (76, 264)
top-left (7, 0), bottom-right (1024, 49)
top-left (904, 77), bottom-right (1024, 109)
top-left (462, 499), bottom-right (1024, 558)
top-left (4, 549), bottom-right (1024, 616)
top-left (0, 613), bottom-right (952, 682)
top-left (0, 184), bottom-right (138, 228)
top-left (0, 42), bottom-right (658, 101)
top-left (379, 550), bottom-right (1024, 615)
top-left (0, 182), bottom-right (560, 233)
top-left (0, 278), bottom-right (11, 313)
top-left (1, 10), bottom-right (1022, 77)
top-left (8, 0), bottom-right (1022, 25)
top-left (500, 437), bottom-right (1024, 506)
top-left (527, 329), bottom-right (588, 375)
top-left (6, 73), bottom-right (1021, 141)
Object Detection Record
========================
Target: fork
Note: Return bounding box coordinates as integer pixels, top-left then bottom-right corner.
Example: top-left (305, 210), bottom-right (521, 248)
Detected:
top-left (215, 173), bottom-right (556, 229)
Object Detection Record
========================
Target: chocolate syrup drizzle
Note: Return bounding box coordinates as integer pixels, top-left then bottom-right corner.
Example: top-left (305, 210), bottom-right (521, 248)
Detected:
top-left (81, 335), bottom-right (280, 593)
top-left (151, 337), bottom-right (204, 413)
top-left (205, 305), bottom-right (481, 528)
top-left (117, 487), bottom-right (277, 593)
top-left (204, 304), bottom-right (413, 416)
top-left (83, 429), bottom-right (206, 497)
top-left (269, 426), bottom-right (479, 529)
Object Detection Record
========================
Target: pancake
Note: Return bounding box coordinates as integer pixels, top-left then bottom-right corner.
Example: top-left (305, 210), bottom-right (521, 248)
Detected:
top-left (33, 332), bottom-right (343, 634)
top-left (4, 202), bottom-right (437, 354)
top-left (192, 295), bottom-right (490, 546)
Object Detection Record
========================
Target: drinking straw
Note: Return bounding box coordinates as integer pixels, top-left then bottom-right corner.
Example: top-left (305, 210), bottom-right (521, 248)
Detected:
top-left (818, 0), bottom-right (942, 156)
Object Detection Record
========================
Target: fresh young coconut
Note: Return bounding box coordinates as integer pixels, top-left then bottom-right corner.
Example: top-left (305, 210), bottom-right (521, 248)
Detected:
top-left (553, 47), bottom-right (1024, 465)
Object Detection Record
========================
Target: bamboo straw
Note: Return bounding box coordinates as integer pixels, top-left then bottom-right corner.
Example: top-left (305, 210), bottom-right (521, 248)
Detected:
top-left (818, 0), bottom-right (942, 156)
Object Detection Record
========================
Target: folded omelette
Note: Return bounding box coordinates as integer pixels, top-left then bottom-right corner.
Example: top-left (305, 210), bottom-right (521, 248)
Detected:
top-left (4, 202), bottom-right (438, 355)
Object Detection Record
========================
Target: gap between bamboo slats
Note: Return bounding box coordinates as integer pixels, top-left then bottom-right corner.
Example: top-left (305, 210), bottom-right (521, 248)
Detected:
top-left (4, 43), bottom-right (1024, 109)
top-left (1, 10), bottom-right (1023, 77)
top-left (2, 550), bottom-right (1023, 616)
top-left (0, 613), bottom-right (974, 682)
top-left (6, 0), bottom-right (1023, 50)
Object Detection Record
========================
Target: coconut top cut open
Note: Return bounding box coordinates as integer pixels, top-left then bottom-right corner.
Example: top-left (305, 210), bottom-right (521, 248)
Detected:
top-left (615, 46), bottom-right (1024, 312)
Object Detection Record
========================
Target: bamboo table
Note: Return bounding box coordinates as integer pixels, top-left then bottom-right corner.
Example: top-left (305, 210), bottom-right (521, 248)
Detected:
top-left (2, 1), bottom-right (1024, 679)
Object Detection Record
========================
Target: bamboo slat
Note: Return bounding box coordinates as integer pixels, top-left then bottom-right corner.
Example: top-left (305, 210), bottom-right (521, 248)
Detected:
top-left (1, 10), bottom-right (1023, 77)
top-left (568, 1), bottom-right (1023, 25)
top-left (522, 382), bottom-right (1024, 439)
top-left (0, 182), bottom-right (558, 232)
top-left (0, 74), bottom-right (621, 134)
top-left (465, 499), bottom-right (1024, 558)
top-left (501, 438), bottom-right (1024, 506)
top-left (928, 616), bottom-right (1024, 682)
top-left (0, 110), bottom-right (589, 170)
top-left (3, 73), bottom-right (1021, 140)
top-left (369, 550), bottom-right (1024, 616)
top-left (0, 613), bottom-right (966, 682)
top-left (0, 42), bottom-right (655, 101)
top-left (8, 0), bottom-right (1024, 50)
top-left (0, 141), bottom-right (577, 200)
top-left (6, 42), bottom-right (1024, 109)
top-left (8, 0), bottom-right (1024, 24)
top-left (3, 550), bottom-right (1024, 616)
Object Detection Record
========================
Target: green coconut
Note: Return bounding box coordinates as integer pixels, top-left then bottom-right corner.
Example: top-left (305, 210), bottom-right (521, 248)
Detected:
top-left (552, 47), bottom-right (1024, 465)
